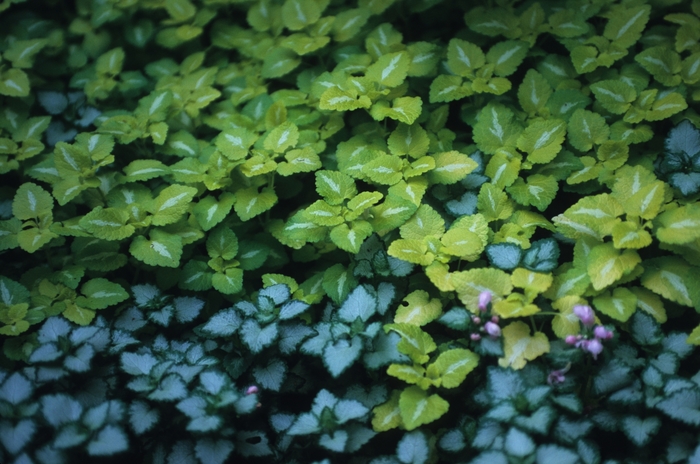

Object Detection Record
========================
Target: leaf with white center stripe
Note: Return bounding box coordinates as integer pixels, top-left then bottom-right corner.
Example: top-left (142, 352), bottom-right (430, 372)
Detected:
top-left (130, 229), bottom-right (183, 268)
top-left (593, 287), bottom-right (637, 322)
top-left (363, 152), bottom-right (404, 185)
top-left (124, 159), bottom-right (169, 182)
top-left (517, 118), bottom-right (566, 164)
top-left (281, 0), bottom-right (322, 31)
top-left (333, 7), bottom-right (371, 42)
top-left (398, 386), bottom-right (449, 431)
top-left (77, 278), bottom-right (128, 310)
top-left (0, 68), bottom-right (30, 97)
top-left (366, 51), bottom-right (410, 87)
top-left (427, 348), bottom-right (479, 388)
top-left (215, 127), bottom-right (257, 160)
top-left (164, 129), bottom-right (199, 157)
top-left (447, 38), bottom-right (484, 77)
top-left (315, 170), bottom-right (357, 205)
top-left (428, 150), bottom-right (478, 184)
top-left (212, 268), bottom-right (244, 295)
top-left (641, 256), bottom-right (700, 307)
top-left (507, 174), bottom-right (558, 211)
top-left (136, 90), bottom-right (172, 122)
top-left (682, 52), bottom-right (700, 84)
top-left (611, 165), bottom-right (665, 219)
top-left (553, 193), bottom-right (624, 240)
top-left (394, 290), bottom-right (441, 327)
top-left (486, 40), bottom-right (528, 77)
top-left (586, 242), bottom-right (641, 291)
top-left (517, 69), bottom-right (552, 115)
top-left (473, 103), bottom-right (522, 154)
top-left (237, 240), bottom-right (270, 270)
top-left (12, 182), bottom-right (53, 220)
top-left (4, 38), bottom-right (47, 68)
top-left (603, 4), bottom-right (650, 48)
top-left (656, 203), bottom-right (700, 244)
top-left (388, 123), bottom-right (430, 159)
top-left (330, 220), bottom-right (373, 254)
top-left (476, 182), bottom-right (513, 222)
top-left (233, 186), bottom-right (277, 221)
top-left (407, 41), bottom-right (441, 77)
top-left (261, 47), bottom-right (301, 79)
top-left (590, 80), bottom-right (636, 114)
top-left (369, 96), bottom-right (423, 125)
top-left (372, 390), bottom-right (402, 431)
top-left (429, 75), bottom-right (471, 103)
top-left (498, 321), bottom-right (549, 370)
top-left (612, 221), bottom-right (652, 249)
top-left (646, 91), bottom-right (687, 121)
top-left (465, 7), bottom-right (519, 37)
top-left (385, 323), bottom-right (436, 364)
top-left (319, 86), bottom-right (372, 111)
top-left (192, 192), bottom-right (235, 231)
top-left (206, 225), bottom-right (238, 260)
top-left (264, 120), bottom-right (299, 153)
top-left (567, 108), bottom-right (609, 152)
top-left (150, 184), bottom-right (197, 226)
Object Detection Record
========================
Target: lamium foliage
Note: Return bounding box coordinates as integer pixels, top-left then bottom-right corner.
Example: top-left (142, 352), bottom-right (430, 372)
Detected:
top-left (2, 0), bottom-right (700, 462)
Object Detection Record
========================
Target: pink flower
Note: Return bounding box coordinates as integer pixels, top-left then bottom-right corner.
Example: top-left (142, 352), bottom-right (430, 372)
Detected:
top-left (484, 321), bottom-right (501, 338)
top-left (245, 385), bottom-right (259, 395)
top-left (583, 339), bottom-right (603, 359)
top-left (471, 316), bottom-right (481, 324)
top-left (470, 333), bottom-right (482, 341)
top-left (565, 335), bottom-right (579, 345)
top-left (478, 291), bottom-right (491, 312)
top-left (573, 305), bottom-right (595, 327)
top-left (594, 325), bottom-right (613, 340)
top-left (547, 364), bottom-right (571, 385)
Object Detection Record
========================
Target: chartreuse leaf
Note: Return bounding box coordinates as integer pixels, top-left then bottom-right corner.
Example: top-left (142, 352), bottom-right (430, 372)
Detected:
top-left (363, 153), bottom-right (404, 185)
top-left (400, 204), bottom-right (444, 240)
top-left (612, 165), bottom-right (665, 220)
top-left (428, 151), bottom-right (478, 184)
top-left (130, 229), bottom-right (183, 268)
top-left (234, 187), bottom-right (277, 222)
top-left (477, 183), bottom-right (513, 222)
top-left (593, 287), bottom-right (637, 322)
top-left (192, 193), bottom-right (235, 232)
top-left (604, 4), bottom-right (650, 48)
top-left (630, 287), bottom-right (666, 323)
top-left (511, 268), bottom-right (552, 295)
top-left (498, 321), bottom-right (550, 370)
top-left (150, 185), bottom-right (197, 226)
top-left (79, 207), bottom-right (134, 240)
top-left (399, 386), bottom-right (449, 431)
top-left (517, 119), bottom-right (566, 164)
top-left (385, 323), bottom-right (436, 364)
top-left (0, 68), bottom-right (31, 97)
top-left (518, 69), bottom-right (552, 116)
top-left (212, 268), bottom-right (243, 295)
top-left (656, 203), bottom-right (700, 245)
top-left (507, 174), bottom-right (558, 211)
top-left (452, 268), bottom-right (513, 312)
top-left (76, 278), bottom-right (129, 310)
top-left (388, 124), bottom-right (430, 158)
top-left (429, 75), bottom-right (471, 103)
top-left (370, 97), bottom-right (423, 125)
top-left (330, 221), bottom-right (374, 253)
top-left (319, 87), bottom-right (372, 112)
top-left (473, 104), bottom-right (521, 154)
top-left (568, 109), bottom-right (609, 152)
top-left (487, 40), bottom-right (528, 77)
top-left (485, 149), bottom-right (521, 188)
top-left (587, 242), bottom-right (641, 291)
top-left (447, 39), bottom-right (485, 77)
top-left (641, 257), bottom-right (700, 308)
top-left (551, 296), bottom-right (588, 339)
top-left (315, 170), bottom-right (357, 206)
top-left (427, 348), bottom-right (479, 388)
top-left (553, 194), bottom-right (624, 241)
top-left (394, 290), bottom-right (442, 326)
top-left (281, 0), bottom-right (322, 30)
top-left (366, 51), bottom-right (410, 87)
top-left (13, 182), bottom-right (53, 220)
top-left (264, 121), bottom-right (299, 153)
top-left (590, 80), bottom-right (636, 114)
top-left (612, 221), bottom-right (652, 249)
top-left (216, 128), bottom-right (256, 160)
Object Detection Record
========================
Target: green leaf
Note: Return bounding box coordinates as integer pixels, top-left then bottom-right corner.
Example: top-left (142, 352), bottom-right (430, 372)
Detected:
top-left (612, 221), bottom-right (652, 249)
top-left (319, 87), bottom-right (372, 111)
top-left (590, 80), bottom-right (636, 114)
top-left (388, 124), bottom-right (430, 159)
top-left (372, 390), bottom-right (402, 432)
top-left (428, 151), bottom-right (478, 184)
top-left (366, 51), bottom-right (410, 87)
top-left (656, 204), bottom-right (700, 244)
top-left (587, 242), bottom-right (641, 291)
top-left (150, 185), bottom-right (197, 226)
top-left (136, 90), bottom-right (173, 122)
top-left (641, 257), bottom-right (700, 308)
top-left (473, 104), bottom-right (521, 154)
top-left (517, 69), bottom-right (552, 115)
top-left (281, 0), bottom-right (322, 31)
top-left (264, 121), bottom-right (299, 153)
top-left (369, 97), bottom-right (423, 125)
top-left (427, 348), bottom-right (479, 388)
top-left (394, 290), bottom-right (442, 327)
top-left (400, 204), bottom-right (444, 240)
top-left (399, 386), bottom-right (449, 431)
top-left (486, 40), bottom-right (528, 77)
top-left (77, 278), bottom-right (129, 310)
top-left (3, 39), bottom-right (46, 68)
top-left (447, 39), bottom-right (484, 77)
top-left (517, 119), bottom-right (566, 164)
top-left (234, 187), bottom-right (277, 222)
top-left (13, 183), bottom-right (53, 220)
top-left (507, 174), bottom-right (558, 211)
top-left (130, 229), bottom-right (183, 268)
top-left (322, 264), bottom-right (356, 305)
top-left (485, 149), bottom-right (521, 188)
top-left (429, 75), bottom-right (471, 103)
top-left (179, 260), bottom-right (213, 291)
top-left (407, 41), bottom-right (441, 77)
top-left (192, 193), bottom-right (235, 232)
top-left (385, 323), bottom-right (436, 364)
top-left (568, 109), bottom-right (609, 152)
top-left (451, 267), bottom-right (513, 311)
top-left (63, 302), bottom-right (96, 326)
top-left (498, 321), bottom-right (550, 370)
top-left (0, 68), bottom-right (31, 97)
top-left (466, 7), bottom-right (519, 37)
top-left (477, 183), bottom-right (513, 222)
top-left (645, 91), bottom-right (687, 121)
top-left (262, 48), bottom-right (301, 79)
top-left (215, 128), bottom-right (257, 160)
top-left (603, 4), bottom-right (650, 49)
top-left (124, 160), bottom-right (169, 182)
top-left (363, 153), bottom-right (404, 185)
top-left (164, 130), bottom-right (199, 158)
top-left (212, 268), bottom-right (244, 295)
top-left (333, 8), bottom-right (371, 42)
top-left (553, 194), bottom-right (624, 240)
top-left (206, 226), bottom-right (238, 260)
top-left (315, 170), bottom-right (357, 205)
top-left (592, 287), bottom-right (637, 322)
top-left (96, 48), bottom-right (125, 75)
top-left (329, 221), bottom-right (372, 253)
top-left (635, 46), bottom-right (682, 87)
top-left (17, 227), bottom-right (56, 253)
top-left (79, 207), bottom-right (134, 241)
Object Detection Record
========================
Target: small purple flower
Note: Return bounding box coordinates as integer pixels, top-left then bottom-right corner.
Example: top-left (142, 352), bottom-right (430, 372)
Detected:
top-left (478, 291), bottom-right (491, 312)
top-left (471, 316), bottom-right (481, 324)
top-left (573, 305), bottom-right (595, 327)
top-left (245, 385), bottom-right (259, 395)
top-left (565, 335), bottom-right (579, 345)
top-left (484, 321), bottom-right (501, 338)
top-left (583, 338), bottom-right (603, 359)
top-left (594, 325), bottom-right (613, 340)
top-left (470, 333), bottom-right (482, 341)
top-left (547, 363), bottom-right (571, 385)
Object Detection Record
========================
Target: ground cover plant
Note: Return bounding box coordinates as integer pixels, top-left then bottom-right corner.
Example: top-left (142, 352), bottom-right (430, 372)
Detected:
top-left (2, 0), bottom-right (700, 462)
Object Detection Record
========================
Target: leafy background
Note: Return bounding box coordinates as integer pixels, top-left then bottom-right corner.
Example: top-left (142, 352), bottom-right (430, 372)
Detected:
top-left (2, 0), bottom-right (700, 462)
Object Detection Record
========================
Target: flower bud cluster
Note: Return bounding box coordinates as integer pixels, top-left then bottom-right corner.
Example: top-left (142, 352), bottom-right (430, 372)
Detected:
top-left (470, 291), bottom-right (501, 341)
top-left (565, 305), bottom-right (613, 360)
